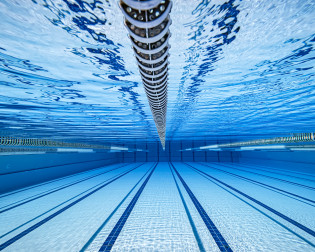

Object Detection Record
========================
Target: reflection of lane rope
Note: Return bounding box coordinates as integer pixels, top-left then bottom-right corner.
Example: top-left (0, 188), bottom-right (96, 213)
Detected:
top-left (119, 0), bottom-right (173, 149)
top-left (0, 136), bottom-right (110, 149)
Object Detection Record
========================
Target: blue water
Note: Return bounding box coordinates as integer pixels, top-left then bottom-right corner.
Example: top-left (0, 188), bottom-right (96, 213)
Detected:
top-left (0, 0), bottom-right (315, 251)
top-left (0, 0), bottom-right (314, 145)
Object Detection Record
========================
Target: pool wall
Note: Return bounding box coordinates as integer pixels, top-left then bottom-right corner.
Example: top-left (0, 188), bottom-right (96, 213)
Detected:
top-left (118, 140), bottom-right (239, 163)
top-left (0, 151), bottom-right (120, 193)
top-left (239, 151), bottom-right (315, 173)
top-left (1, 139), bottom-right (314, 194)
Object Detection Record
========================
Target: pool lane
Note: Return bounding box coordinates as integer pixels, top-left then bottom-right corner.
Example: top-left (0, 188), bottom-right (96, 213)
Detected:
top-left (231, 162), bottom-right (315, 183)
top-left (106, 162), bottom-right (205, 251)
top-left (0, 163), bottom-right (137, 240)
top-left (0, 163), bottom-right (131, 214)
top-left (171, 163), bottom-right (233, 252)
top-left (173, 162), bottom-right (315, 251)
top-left (98, 163), bottom-right (157, 252)
top-left (206, 162), bottom-right (315, 206)
top-left (0, 163), bottom-right (128, 208)
top-left (216, 162), bottom-right (315, 189)
top-left (198, 162), bottom-right (315, 228)
top-left (198, 162), bottom-right (315, 206)
top-left (169, 164), bottom-right (206, 252)
top-left (80, 164), bottom-right (155, 252)
top-left (0, 163), bottom-right (150, 251)
top-left (192, 163), bottom-right (315, 238)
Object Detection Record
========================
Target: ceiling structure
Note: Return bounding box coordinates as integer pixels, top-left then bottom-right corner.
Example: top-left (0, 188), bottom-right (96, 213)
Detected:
top-left (0, 0), bottom-right (314, 147)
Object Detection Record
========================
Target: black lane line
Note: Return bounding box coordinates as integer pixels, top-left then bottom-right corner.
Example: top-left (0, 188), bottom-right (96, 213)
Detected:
top-left (0, 162), bottom-right (123, 199)
top-left (211, 162), bottom-right (315, 191)
top-left (0, 157), bottom-right (116, 176)
top-left (222, 162), bottom-right (315, 183)
top-left (80, 163), bottom-right (156, 252)
top-left (198, 163), bottom-right (315, 206)
top-left (0, 164), bottom-right (136, 240)
top-left (169, 163), bottom-right (205, 252)
top-left (170, 163), bottom-right (233, 252)
top-left (194, 168), bottom-right (315, 248)
top-left (0, 163), bottom-right (144, 251)
top-left (0, 163), bottom-right (130, 214)
top-left (98, 163), bottom-right (157, 252)
top-left (186, 163), bottom-right (315, 238)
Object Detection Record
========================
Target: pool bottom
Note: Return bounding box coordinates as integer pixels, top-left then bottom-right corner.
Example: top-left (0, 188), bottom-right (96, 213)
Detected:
top-left (0, 162), bottom-right (314, 251)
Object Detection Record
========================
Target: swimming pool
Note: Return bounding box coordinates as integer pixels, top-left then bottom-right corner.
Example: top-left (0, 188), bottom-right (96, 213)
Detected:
top-left (0, 0), bottom-right (314, 251)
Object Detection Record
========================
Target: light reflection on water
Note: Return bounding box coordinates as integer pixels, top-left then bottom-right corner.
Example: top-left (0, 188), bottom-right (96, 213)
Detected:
top-left (0, 0), bottom-right (314, 145)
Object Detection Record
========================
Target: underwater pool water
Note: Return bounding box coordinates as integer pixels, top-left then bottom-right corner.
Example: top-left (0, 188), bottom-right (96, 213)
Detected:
top-left (0, 0), bottom-right (315, 251)
top-left (0, 0), bottom-right (314, 144)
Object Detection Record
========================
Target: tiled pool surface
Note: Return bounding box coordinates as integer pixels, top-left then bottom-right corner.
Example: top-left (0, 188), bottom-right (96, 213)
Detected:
top-left (0, 162), bottom-right (314, 251)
